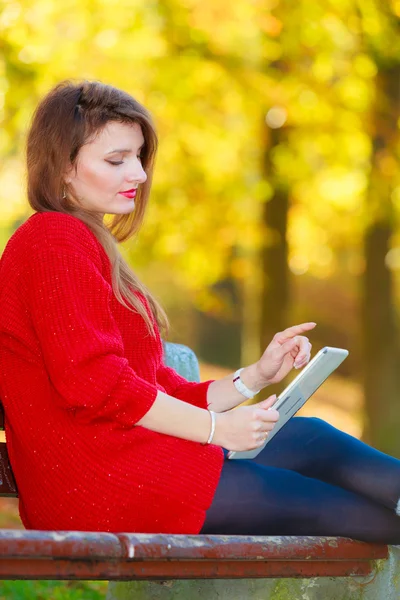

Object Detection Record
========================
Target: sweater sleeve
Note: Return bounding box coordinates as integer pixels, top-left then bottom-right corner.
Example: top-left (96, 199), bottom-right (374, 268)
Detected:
top-left (25, 227), bottom-right (159, 428)
top-left (157, 365), bottom-right (213, 409)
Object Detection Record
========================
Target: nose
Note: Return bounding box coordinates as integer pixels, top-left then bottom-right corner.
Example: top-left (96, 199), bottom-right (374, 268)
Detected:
top-left (126, 159), bottom-right (147, 185)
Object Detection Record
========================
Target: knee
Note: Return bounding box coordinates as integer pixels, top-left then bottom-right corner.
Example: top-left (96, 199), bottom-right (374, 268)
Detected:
top-left (290, 416), bottom-right (332, 437)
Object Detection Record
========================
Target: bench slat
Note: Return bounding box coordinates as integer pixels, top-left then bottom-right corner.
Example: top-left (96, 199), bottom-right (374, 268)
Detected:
top-left (0, 531), bottom-right (387, 562)
top-left (0, 530), bottom-right (121, 559)
top-left (0, 531), bottom-right (387, 580)
top-left (0, 557), bottom-right (380, 580)
top-left (117, 533), bottom-right (388, 561)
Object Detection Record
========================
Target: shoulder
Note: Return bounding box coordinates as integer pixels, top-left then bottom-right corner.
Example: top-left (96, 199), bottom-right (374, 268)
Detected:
top-left (1, 212), bottom-right (106, 275)
top-left (28, 211), bottom-right (100, 248)
top-left (12, 211), bottom-right (102, 257)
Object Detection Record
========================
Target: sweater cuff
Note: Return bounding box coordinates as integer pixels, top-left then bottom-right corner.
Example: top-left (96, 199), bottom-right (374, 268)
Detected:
top-left (104, 362), bottom-right (159, 427)
top-left (173, 380), bottom-right (214, 410)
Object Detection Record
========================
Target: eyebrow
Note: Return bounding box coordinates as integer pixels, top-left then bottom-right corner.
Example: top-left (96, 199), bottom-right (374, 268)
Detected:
top-left (105, 144), bottom-right (145, 155)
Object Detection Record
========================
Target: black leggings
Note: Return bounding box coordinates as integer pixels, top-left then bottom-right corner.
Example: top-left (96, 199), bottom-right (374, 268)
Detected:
top-left (201, 417), bottom-right (400, 544)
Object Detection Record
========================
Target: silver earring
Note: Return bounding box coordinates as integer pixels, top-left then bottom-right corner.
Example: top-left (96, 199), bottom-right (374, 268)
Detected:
top-left (62, 187), bottom-right (67, 199)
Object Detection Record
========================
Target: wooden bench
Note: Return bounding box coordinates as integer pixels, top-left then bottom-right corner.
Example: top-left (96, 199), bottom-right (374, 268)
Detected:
top-left (0, 343), bottom-right (391, 599)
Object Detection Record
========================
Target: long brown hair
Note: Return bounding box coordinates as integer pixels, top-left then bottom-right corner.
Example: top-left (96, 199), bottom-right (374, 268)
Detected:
top-left (26, 79), bottom-right (168, 336)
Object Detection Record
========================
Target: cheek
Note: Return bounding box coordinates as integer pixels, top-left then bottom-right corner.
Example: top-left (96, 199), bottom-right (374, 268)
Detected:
top-left (78, 163), bottom-right (119, 192)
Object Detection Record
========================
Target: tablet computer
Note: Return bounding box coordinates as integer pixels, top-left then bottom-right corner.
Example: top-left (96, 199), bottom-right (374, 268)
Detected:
top-left (227, 346), bottom-right (349, 460)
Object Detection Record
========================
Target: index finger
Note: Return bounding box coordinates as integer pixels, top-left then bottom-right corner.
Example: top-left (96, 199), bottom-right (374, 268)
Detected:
top-left (275, 322), bottom-right (316, 344)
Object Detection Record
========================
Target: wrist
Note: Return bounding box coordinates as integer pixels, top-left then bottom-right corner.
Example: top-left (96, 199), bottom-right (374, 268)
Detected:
top-left (240, 363), bottom-right (268, 393)
top-left (211, 411), bottom-right (224, 447)
top-left (205, 409), bottom-right (216, 444)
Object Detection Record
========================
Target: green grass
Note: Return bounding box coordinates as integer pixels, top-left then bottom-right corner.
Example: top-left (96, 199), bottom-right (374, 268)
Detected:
top-left (0, 580), bottom-right (108, 599)
top-left (0, 501), bottom-right (108, 598)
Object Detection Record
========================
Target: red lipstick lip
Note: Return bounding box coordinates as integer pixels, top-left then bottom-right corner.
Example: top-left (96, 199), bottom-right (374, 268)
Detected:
top-left (119, 188), bottom-right (137, 198)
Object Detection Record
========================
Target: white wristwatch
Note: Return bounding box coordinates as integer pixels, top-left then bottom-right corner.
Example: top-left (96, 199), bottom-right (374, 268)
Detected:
top-left (233, 368), bottom-right (261, 399)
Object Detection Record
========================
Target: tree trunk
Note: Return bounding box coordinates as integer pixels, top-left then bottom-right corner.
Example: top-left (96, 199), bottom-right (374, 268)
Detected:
top-left (361, 65), bottom-right (400, 456)
top-left (362, 223), bottom-right (400, 453)
top-left (259, 125), bottom-right (290, 350)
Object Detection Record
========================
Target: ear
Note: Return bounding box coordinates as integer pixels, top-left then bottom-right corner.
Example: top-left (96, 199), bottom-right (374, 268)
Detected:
top-left (64, 161), bottom-right (76, 184)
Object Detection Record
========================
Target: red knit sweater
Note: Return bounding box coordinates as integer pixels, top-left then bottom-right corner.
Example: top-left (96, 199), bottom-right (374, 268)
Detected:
top-left (0, 212), bottom-right (224, 533)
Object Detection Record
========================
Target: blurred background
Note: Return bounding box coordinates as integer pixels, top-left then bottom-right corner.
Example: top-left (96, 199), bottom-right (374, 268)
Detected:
top-left (0, 0), bottom-right (400, 588)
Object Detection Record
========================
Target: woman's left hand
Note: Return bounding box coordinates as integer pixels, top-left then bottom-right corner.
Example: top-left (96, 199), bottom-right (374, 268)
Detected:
top-left (256, 322), bottom-right (316, 386)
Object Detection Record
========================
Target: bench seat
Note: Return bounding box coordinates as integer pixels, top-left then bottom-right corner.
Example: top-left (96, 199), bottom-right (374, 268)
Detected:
top-left (0, 530), bottom-right (388, 580)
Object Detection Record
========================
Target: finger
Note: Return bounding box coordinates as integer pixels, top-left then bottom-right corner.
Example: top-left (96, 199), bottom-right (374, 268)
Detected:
top-left (290, 341), bottom-right (303, 360)
top-left (275, 337), bottom-right (299, 360)
top-left (254, 431), bottom-right (269, 444)
top-left (256, 434), bottom-right (268, 446)
top-left (256, 408), bottom-right (280, 423)
top-left (274, 322), bottom-right (316, 344)
top-left (257, 394), bottom-right (277, 410)
top-left (293, 338), bottom-right (311, 367)
top-left (263, 421), bottom-right (277, 432)
top-left (254, 417), bottom-right (278, 432)
top-left (254, 420), bottom-right (277, 445)
top-left (294, 341), bottom-right (312, 367)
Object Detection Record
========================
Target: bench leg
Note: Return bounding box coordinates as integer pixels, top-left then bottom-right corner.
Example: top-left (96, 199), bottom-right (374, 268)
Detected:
top-left (106, 548), bottom-right (400, 600)
top-left (107, 580), bottom-right (280, 600)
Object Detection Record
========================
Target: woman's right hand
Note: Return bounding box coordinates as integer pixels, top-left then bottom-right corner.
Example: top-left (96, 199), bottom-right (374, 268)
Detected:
top-left (213, 395), bottom-right (280, 451)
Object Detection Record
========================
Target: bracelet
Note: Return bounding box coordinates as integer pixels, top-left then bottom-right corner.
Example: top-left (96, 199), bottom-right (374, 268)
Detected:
top-left (206, 410), bottom-right (216, 445)
top-left (233, 368), bottom-right (261, 399)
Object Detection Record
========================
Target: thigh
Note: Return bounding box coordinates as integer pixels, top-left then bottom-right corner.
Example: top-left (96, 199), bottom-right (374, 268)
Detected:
top-left (254, 416), bottom-right (361, 474)
top-left (254, 416), bottom-right (400, 510)
top-left (201, 455), bottom-right (400, 544)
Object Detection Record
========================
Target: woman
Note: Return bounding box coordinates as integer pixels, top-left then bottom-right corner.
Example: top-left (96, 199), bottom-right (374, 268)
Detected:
top-left (0, 80), bottom-right (399, 542)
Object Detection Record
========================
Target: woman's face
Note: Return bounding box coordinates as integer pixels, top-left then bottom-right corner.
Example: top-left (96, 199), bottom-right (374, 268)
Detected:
top-left (65, 121), bottom-right (147, 218)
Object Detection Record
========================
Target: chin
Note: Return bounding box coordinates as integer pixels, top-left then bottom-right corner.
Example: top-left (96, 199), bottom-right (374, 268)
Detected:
top-left (106, 207), bottom-right (134, 217)
top-left (117, 200), bottom-right (135, 213)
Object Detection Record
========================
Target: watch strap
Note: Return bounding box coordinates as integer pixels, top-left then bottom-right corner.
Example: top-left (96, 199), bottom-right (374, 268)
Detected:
top-left (233, 368), bottom-right (261, 399)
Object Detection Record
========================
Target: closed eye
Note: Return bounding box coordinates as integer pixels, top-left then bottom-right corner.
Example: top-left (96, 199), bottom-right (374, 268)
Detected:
top-left (107, 155), bottom-right (143, 166)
